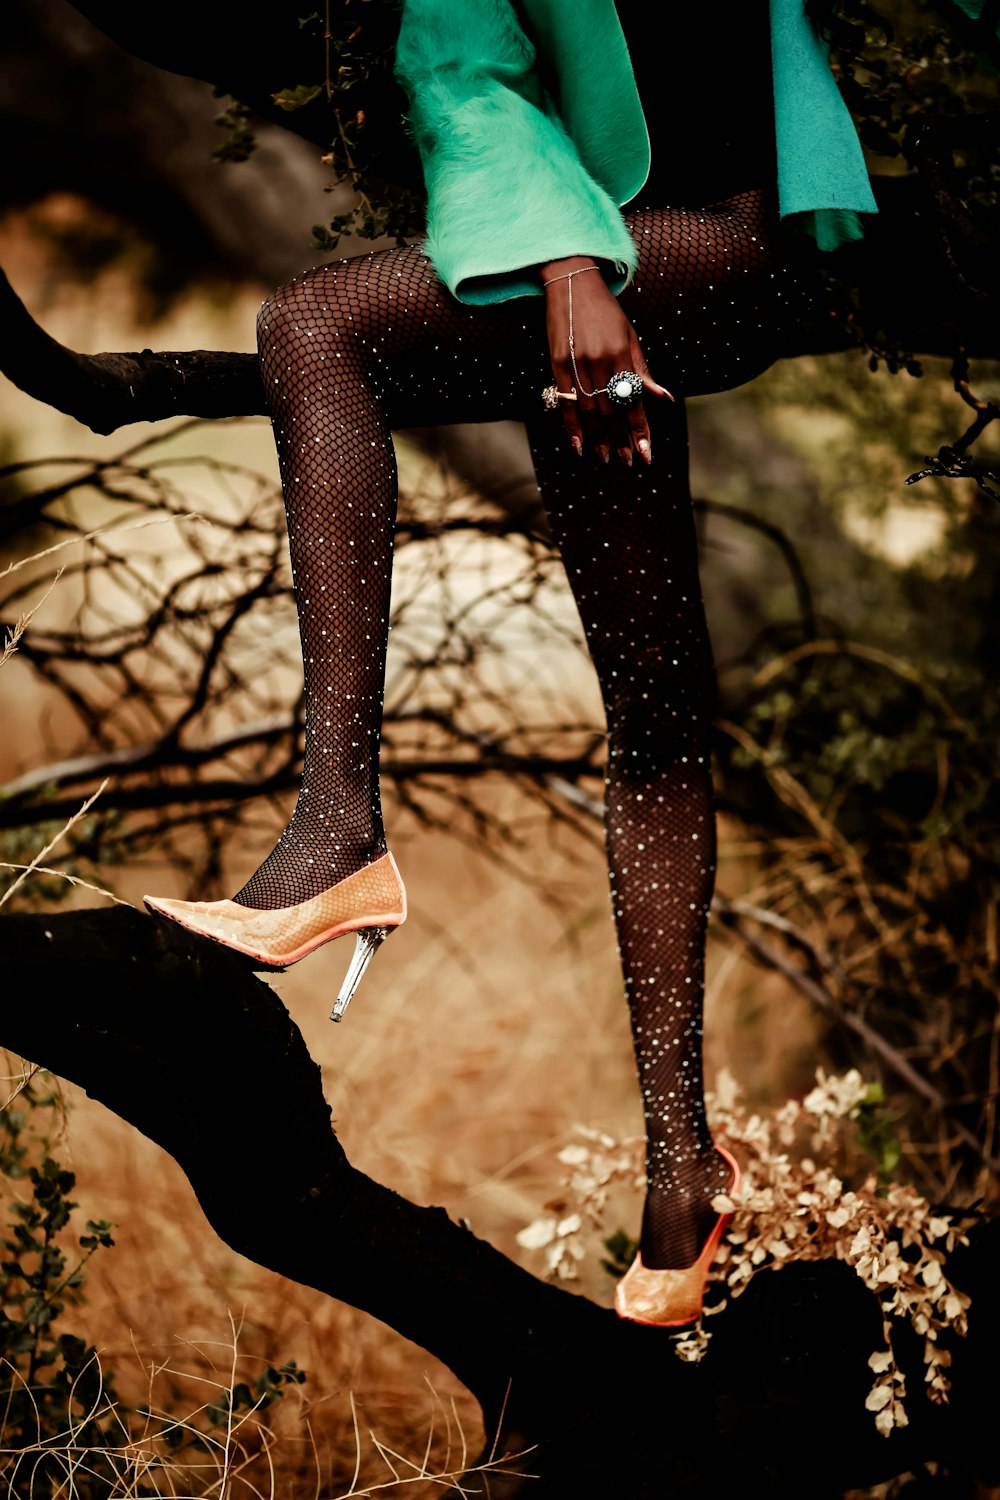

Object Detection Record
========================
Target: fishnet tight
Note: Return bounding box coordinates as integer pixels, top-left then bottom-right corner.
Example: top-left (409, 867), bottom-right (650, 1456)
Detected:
top-left (240, 191), bottom-right (789, 1267)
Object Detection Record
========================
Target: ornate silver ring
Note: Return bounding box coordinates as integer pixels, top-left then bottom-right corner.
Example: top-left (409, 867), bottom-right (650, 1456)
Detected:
top-left (604, 370), bottom-right (644, 409)
top-left (542, 385), bottom-right (578, 409)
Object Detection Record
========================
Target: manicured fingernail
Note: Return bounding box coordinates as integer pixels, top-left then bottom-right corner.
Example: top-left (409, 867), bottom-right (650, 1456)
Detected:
top-left (570, 435), bottom-right (583, 458)
top-left (618, 447), bottom-right (632, 468)
top-left (638, 438), bottom-right (652, 464)
top-left (664, 388), bottom-right (676, 402)
top-left (596, 446), bottom-right (610, 464)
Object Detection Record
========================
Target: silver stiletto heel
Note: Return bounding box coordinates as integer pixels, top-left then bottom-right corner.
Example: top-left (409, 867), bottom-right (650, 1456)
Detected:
top-left (331, 926), bottom-right (390, 1022)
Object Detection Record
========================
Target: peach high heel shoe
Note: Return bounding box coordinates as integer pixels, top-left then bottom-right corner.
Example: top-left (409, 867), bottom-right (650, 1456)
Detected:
top-left (614, 1145), bottom-right (741, 1328)
top-left (143, 852), bottom-right (406, 1022)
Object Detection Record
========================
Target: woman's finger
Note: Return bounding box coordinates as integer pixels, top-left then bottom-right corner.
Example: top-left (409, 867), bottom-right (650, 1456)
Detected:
top-left (562, 402), bottom-right (584, 458)
top-left (625, 335), bottom-right (659, 463)
top-left (578, 389), bottom-right (608, 463)
top-left (623, 335), bottom-right (673, 464)
top-left (587, 363), bottom-right (646, 465)
top-left (630, 333), bottom-right (674, 404)
top-left (546, 358), bottom-right (584, 457)
top-left (586, 360), bottom-right (633, 464)
top-left (640, 370), bottom-right (673, 400)
top-left (592, 385), bottom-right (635, 467)
top-left (591, 363), bottom-right (647, 466)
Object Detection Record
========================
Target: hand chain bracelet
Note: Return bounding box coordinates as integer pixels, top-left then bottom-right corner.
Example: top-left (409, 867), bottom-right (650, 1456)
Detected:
top-left (540, 265), bottom-right (644, 410)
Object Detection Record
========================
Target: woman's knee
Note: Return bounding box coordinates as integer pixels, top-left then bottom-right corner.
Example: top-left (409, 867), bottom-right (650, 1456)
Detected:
top-left (256, 265), bottom-right (354, 358)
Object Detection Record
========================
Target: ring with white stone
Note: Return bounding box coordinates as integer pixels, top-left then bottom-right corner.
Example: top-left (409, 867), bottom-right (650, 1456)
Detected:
top-left (604, 370), bottom-right (644, 409)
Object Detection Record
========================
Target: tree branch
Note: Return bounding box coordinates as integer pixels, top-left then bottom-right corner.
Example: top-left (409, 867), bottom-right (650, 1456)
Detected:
top-left (0, 268), bottom-right (264, 435)
top-left (0, 748), bottom-right (604, 830)
top-left (2, 904), bottom-right (995, 1495)
top-left (0, 908), bottom-right (606, 1427)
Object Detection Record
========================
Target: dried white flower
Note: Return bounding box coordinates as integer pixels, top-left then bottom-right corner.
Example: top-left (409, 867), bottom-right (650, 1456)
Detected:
top-left (516, 1218), bottom-right (557, 1251)
top-left (557, 1145), bottom-right (591, 1167)
top-left (515, 1069), bottom-right (972, 1439)
top-left (866, 1383), bottom-right (892, 1412)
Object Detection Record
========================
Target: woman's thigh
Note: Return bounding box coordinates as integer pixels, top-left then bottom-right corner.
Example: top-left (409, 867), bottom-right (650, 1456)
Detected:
top-left (621, 189), bottom-right (791, 397)
top-left (267, 190), bottom-right (788, 432)
top-left (262, 243), bottom-right (552, 429)
top-left (526, 395), bottom-right (713, 708)
top-left (384, 189), bottom-right (788, 416)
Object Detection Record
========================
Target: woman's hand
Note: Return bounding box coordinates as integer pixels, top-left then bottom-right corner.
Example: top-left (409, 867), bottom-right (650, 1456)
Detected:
top-left (540, 255), bottom-right (672, 465)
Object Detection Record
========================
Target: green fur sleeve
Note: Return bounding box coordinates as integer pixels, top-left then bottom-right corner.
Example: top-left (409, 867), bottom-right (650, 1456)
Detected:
top-left (394, 0), bottom-right (638, 305)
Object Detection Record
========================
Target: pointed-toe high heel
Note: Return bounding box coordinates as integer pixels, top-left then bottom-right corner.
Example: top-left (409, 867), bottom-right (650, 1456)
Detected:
top-left (615, 1145), bottom-right (742, 1328)
top-left (143, 852), bottom-right (406, 1022)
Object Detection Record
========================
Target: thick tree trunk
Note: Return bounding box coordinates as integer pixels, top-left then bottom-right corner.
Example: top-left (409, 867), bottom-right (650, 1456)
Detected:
top-left (1, 907), bottom-right (995, 1497)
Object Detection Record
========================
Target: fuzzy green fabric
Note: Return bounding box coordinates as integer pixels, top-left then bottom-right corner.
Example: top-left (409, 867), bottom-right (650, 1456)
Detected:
top-left (770, 0), bottom-right (877, 249)
top-left (394, 0), bottom-right (878, 304)
top-left (394, 0), bottom-right (645, 303)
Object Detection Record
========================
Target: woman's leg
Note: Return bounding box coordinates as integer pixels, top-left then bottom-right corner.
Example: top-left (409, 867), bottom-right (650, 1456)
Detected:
top-left (526, 397), bottom-right (729, 1271)
top-left (236, 246), bottom-right (549, 909)
top-left (525, 191), bottom-right (782, 1270)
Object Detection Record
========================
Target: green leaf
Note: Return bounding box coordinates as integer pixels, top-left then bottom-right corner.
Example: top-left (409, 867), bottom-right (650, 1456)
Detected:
top-left (81, 1219), bottom-right (115, 1249)
top-left (599, 1227), bottom-right (638, 1279)
top-left (271, 83), bottom-right (323, 111)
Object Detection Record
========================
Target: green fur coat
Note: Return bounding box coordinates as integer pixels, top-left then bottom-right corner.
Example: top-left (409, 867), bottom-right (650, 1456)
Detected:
top-left (393, 0), bottom-right (878, 304)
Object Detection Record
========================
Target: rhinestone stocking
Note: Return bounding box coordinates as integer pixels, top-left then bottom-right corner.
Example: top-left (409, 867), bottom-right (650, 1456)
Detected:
top-left (240, 191), bottom-right (786, 1269)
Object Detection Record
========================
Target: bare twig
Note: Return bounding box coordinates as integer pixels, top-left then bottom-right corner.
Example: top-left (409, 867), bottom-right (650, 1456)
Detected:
top-left (0, 780), bottom-right (109, 910)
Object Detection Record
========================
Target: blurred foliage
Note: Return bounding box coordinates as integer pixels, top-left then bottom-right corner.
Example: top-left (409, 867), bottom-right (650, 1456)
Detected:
top-left (211, 98), bottom-right (258, 165)
top-left (0, 1073), bottom-right (123, 1497)
top-left (694, 348), bottom-right (999, 1197)
top-left (207, 0), bottom-right (1000, 275)
top-left (855, 1081), bottom-right (904, 1183)
top-left (806, 0), bottom-right (999, 377)
top-left (0, 1072), bottom-right (307, 1494)
top-left (599, 1227), bottom-right (639, 1279)
top-left (811, 0), bottom-right (1000, 160)
top-left (213, 0), bottom-right (426, 252)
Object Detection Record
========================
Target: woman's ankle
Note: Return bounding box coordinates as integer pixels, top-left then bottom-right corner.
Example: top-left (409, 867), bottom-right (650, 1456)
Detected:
top-left (232, 831), bottom-right (387, 909)
top-left (639, 1146), bottom-right (734, 1270)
